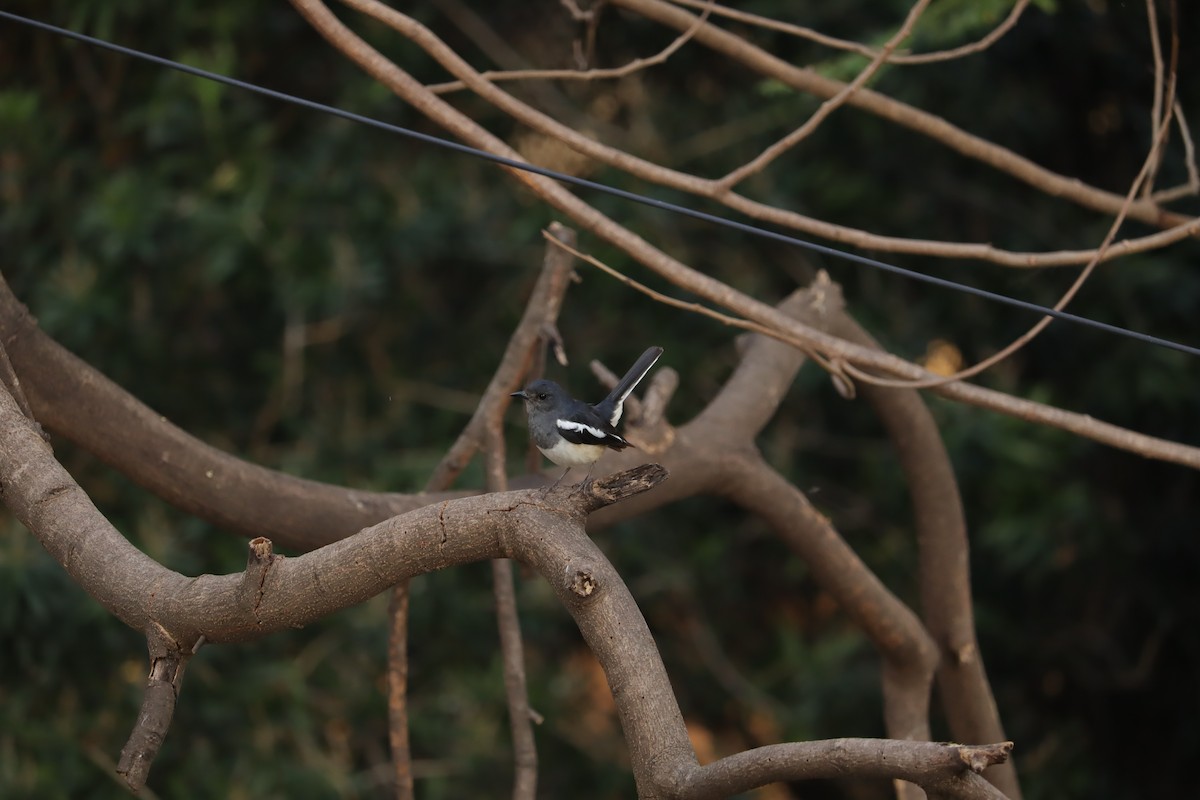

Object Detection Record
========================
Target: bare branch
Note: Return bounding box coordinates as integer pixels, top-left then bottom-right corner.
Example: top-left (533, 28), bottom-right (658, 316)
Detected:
top-left (0, 264), bottom-right (1021, 796)
top-left (417, 227), bottom-right (581, 799)
top-left (485, 422), bottom-right (537, 799)
top-left (491, 557), bottom-right (539, 799)
top-left (1142, 0), bottom-right (1166, 198)
top-left (0, 368), bottom-right (689, 793)
top-left (337, 0), bottom-right (1197, 268)
top-left (115, 627), bottom-right (192, 792)
top-left (717, 0), bottom-right (933, 189)
top-left (665, 0), bottom-right (1033, 65)
top-left (386, 581), bottom-right (415, 800)
top-left (844, 19), bottom-right (1181, 393)
top-left (681, 739), bottom-right (1014, 800)
top-left (428, 0), bottom-right (713, 94)
top-left (832, 314), bottom-right (1019, 799)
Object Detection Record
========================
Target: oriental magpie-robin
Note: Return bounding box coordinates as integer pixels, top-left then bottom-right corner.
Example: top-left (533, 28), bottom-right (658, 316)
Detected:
top-left (512, 346), bottom-right (663, 486)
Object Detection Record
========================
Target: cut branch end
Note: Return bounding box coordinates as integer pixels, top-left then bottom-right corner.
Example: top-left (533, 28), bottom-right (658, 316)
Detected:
top-left (586, 464), bottom-right (668, 507)
top-left (957, 741), bottom-right (1014, 773)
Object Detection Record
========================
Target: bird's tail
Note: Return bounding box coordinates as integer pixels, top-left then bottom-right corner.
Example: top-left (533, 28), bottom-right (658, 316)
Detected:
top-left (596, 346), bottom-right (663, 426)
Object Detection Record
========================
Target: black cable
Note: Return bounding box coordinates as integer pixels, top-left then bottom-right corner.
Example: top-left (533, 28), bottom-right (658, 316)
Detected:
top-left (3, 9), bottom-right (1198, 358)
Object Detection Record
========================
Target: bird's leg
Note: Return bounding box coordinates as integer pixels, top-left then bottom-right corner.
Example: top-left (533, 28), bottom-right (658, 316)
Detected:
top-left (540, 466), bottom-right (572, 497)
top-left (569, 464), bottom-right (597, 497)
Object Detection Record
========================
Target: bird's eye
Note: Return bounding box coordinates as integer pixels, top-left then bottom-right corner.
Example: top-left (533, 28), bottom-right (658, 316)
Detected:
top-left (537, 392), bottom-right (549, 400)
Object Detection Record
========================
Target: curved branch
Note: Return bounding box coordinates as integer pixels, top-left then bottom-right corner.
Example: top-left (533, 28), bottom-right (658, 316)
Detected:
top-left (716, 0), bottom-right (933, 189)
top-left (683, 739), bottom-right (1014, 800)
top-left (1, 271), bottom-right (1008, 795)
top-left (0, 369), bottom-right (687, 790)
top-left (0, 273), bottom-right (449, 551)
top-left (666, 0), bottom-right (1033, 66)
top-left (720, 455), bottom-right (939, 751)
top-left (832, 314), bottom-right (1019, 798)
top-left (427, 0), bottom-right (714, 94)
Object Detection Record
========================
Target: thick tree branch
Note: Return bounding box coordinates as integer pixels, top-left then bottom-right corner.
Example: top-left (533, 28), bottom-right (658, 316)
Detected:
top-left (832, 314), bottom-right (1018, 799)
top-left (682, 739), bottom-right (1014, 800)
top-left (721, 455), bottom-right (938, 749)
top-left (2, 264), bottom-right (1017, 797)
top-left (0, 382), bottom-right (681, 789)
top-left (0, 273), bottom-right (441, 551)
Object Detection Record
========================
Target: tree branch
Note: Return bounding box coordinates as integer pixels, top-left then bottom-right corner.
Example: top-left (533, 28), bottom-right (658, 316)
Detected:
top-left (0, 273), bottom-right (442, 551)
top-left (682, 739), bottom-right (1014, 800)
top-left (115, 627), bottom-right (194, 792)
top-left (831, 314), bottom-right (1018, 799)
top-left (386, 581), bottom-right (414, 800)
top-left (420, 224), bottom-right (581, 798)
top-left (716, 0), bottom-right (933, 189)
top-left (0, 373), bottom-right (678, 789)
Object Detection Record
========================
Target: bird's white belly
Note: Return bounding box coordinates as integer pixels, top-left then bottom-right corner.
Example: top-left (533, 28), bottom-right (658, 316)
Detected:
top-left (538, 439), bottom-right (607, 468)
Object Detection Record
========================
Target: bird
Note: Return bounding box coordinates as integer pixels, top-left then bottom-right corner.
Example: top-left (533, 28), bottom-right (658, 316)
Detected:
top-left (511, 346), bottom-right (663, 489)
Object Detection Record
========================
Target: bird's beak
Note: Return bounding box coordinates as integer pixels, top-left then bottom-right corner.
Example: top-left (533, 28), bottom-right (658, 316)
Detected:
top-left (510, 390), bottom-right (528, 400)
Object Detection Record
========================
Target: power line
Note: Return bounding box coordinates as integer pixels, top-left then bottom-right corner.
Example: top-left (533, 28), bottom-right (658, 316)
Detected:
top-left (4, 9), bottom-right (1198, 359)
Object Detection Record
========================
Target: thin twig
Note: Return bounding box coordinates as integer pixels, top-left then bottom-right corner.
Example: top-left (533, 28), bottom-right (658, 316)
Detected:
top-left (842, 1), bottom-right (1181, 392)
top-left (717, 0), bottom-right (933, 189)
top-left (1151, 102), bottom-right (1200, 202)
top-left (386, 582), bottom-right (414, 800)
top-left (483, 418), bottom-right (539, 800)
top-left (491, 555), bottom-right (539, 800)
top-left (428, 0), bottom-right (713, 94)
top-left (1142, 0), bottom-right (1166, 199)
top-left (664, 0), bottom-right (1033, 65)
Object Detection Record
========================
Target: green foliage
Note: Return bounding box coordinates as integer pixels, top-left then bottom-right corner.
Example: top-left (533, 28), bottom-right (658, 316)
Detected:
top-left (2, 0), bottom-right (1198, 798)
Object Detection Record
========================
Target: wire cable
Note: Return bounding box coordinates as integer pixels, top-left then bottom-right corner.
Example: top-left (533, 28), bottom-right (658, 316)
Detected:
top-left (3, 9), bottom-right (1198, 358)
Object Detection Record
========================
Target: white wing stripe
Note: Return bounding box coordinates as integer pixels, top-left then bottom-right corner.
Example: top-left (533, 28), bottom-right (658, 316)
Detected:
top-left (557, 419), bottom-right (610, 441)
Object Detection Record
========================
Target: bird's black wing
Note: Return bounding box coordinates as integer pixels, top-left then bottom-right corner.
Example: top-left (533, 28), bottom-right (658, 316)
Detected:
top-left (554, 405), bottom-right (631, 451)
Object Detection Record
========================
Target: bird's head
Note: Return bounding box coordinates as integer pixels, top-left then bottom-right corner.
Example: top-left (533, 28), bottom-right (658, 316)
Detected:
top-left (511, 379), bottom-right (568, 412)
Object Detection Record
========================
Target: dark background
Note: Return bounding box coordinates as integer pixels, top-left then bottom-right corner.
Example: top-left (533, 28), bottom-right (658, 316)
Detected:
top-left (1, 1), bottom-right (1198, 798)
